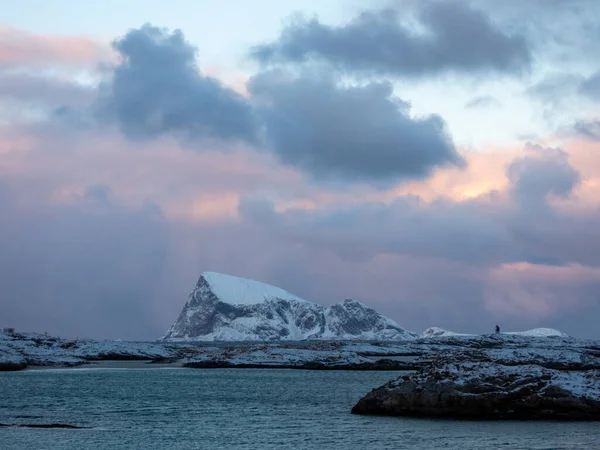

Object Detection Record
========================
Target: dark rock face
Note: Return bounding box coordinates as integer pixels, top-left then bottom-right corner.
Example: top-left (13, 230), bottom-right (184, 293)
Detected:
top-left (352, 361), bottom-right (600, 420)
top-left (325, 299), bottom-right (410, 339)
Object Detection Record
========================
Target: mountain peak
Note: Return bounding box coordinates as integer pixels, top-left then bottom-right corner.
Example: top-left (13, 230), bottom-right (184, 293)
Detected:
top-left (199, 271), bottom-right (310, 306)
top-left (341, 298), bottom-right (367, 307)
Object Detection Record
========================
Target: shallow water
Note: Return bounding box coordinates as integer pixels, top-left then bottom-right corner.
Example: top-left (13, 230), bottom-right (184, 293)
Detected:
top-left (1, 368), bottom-right (598, 449)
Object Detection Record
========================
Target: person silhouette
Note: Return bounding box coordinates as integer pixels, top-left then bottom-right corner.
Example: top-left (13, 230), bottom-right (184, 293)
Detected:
top-left (495, 324), bottom-right (500, 334)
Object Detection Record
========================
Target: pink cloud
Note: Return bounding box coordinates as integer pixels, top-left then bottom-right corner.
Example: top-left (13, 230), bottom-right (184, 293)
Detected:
top-left (0, 24), bottom-right (112, 70)
top-left (0, 125), bottom-right (301, 221)
top-left (484, 263), bottom-right (600, 319)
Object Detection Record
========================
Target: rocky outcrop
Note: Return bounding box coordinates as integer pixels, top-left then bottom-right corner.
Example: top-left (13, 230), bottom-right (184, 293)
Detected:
top-left (421, 327), bottom-right (569, 339)
top-left (352, 360), bottom-right (600, 420)
top-left (184, 357), bottom-right (420, 371)
top-left (0, 331), bottom-right (179, 368)
top-left (0, 347), bottom-right (27, 371)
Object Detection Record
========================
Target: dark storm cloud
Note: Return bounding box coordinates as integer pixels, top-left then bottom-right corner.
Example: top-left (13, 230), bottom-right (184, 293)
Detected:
top-left (96, 24), bottom-right (257, 144)
top-left (248, 71), bottom-right (464, 182)
top-left (250, 1), bottom-right (531, 77)
top-left (239, 144), bottom-right (600, 268)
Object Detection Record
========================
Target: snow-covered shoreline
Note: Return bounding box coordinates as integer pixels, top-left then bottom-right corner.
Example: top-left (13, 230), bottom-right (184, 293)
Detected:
top-left (2, 329), bottom-right (599, 373)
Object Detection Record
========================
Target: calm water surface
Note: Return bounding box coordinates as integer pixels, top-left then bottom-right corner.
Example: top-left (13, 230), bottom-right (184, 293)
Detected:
top-left (1, 368), bottom-right (598, 449)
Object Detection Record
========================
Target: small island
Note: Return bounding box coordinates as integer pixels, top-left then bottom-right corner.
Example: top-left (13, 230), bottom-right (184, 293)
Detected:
top-left (352, 336), bottom-right (600, 420)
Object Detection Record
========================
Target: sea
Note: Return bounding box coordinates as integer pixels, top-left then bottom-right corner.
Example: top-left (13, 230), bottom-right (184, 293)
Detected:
top-left (1, 368), bottom-right (598, 449)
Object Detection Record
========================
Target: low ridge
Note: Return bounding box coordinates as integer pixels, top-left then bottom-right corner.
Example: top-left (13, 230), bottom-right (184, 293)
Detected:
top-left (422, 327), bottom-right (568, 338)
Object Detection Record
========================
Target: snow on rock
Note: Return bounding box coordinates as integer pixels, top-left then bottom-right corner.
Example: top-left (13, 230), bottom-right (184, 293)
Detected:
top-left (163, 273), bottom-right (417, 341)
top-left (2, 326), bottom-right (600, 373)
top-left (323, 299), bottom-right (416, 341)
top-left (0, 344), bottom-right (27, 370)
top-left (352, 360), bottom-right (600, 420)
top-left (183, 341), bottom-right (422, 370)
top-left (421, 327), bottom-right (569, 339)
top-left (202, 272), bottom-right (309, 305)
top-left (421, 327), bottom-right (475, 338)
top-left (0, 332), bottom-right (179, 368)
top-left (505, 328), bottom-right (569, 338)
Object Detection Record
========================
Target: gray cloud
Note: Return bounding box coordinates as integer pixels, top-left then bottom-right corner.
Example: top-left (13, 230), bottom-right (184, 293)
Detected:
top-left (1, 23), bottom-right (466, 185)
top-left (0, 73), bottom-right (93, 108)
top-left (96, 24), bottom-right (257, 144)
top-left (526, 73), bottom-right (584, 104)
top-left (506, 144), bottom-right (581, 209)
top-left (579, 71), bottom-right (600, 100)
top-left (574, 119), bottom-right (600, 140)
top-left (248, 71), bottom-right (464, 182)
top-left (527, 71), bottom-right (600, 108)
top-left (464, 95), bottom-right (501, 109)
top-left (251, 1), bottom-right (531, 77)
top-left (475, 0), bottom-right (600, 63)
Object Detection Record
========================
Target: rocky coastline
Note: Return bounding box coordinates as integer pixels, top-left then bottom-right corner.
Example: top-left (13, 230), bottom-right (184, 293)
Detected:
top-left (352, 341), bottom-right (600, 420)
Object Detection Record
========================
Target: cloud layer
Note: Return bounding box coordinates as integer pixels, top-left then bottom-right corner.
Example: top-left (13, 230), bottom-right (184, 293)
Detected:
top-left (251, 1), bottom-right (531, 77)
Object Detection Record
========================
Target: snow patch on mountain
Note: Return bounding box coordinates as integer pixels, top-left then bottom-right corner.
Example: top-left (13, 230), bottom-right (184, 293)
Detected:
top-left (202, 272), bottom-right (309, 305)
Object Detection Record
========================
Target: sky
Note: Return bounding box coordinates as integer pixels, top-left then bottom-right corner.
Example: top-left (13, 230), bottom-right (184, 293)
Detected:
top-left (1, 0), bottom-right (600, 340)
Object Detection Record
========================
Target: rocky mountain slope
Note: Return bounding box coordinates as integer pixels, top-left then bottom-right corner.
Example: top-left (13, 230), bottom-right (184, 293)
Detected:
top-left (162, 272), bottom-right (417, 341)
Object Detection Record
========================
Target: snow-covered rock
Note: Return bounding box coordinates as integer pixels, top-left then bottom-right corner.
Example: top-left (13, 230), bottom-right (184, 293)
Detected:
top-left (505, 328), bottom-right (569, 338)
top-left (0, 331), bottom-right (179, 369)
top-left (184, 341), bottom-right (420, 370)
top-left (352, 360), bottom-right (600, 420)
top-left (0, 345), bottom-right (27, 371)
top-left (163, 272), bottom-right (417, 341)
top-left (421, 327), bottom-right (475, 338)
top-left (421, 327), bottom-right (569, 339)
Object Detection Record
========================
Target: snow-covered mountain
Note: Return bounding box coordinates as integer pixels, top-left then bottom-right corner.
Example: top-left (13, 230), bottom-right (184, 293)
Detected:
top-left (422, 327), bottom-right (568, 338)
top-left (162, 272), bottom-right (417, 341)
